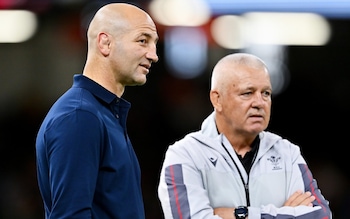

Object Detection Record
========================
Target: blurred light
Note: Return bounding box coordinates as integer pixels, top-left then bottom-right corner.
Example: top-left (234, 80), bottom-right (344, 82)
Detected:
top-left (0, 0), bottom-right (53, 13)
top-left (53, 0), bottom-right (85, 5)
top-left (211, 15), bottom-right (245, 49)
top-left (165, 27), bottom-right (208, 79)
top-left (203, 0), bottom-right (350, 18)
top-left (244, 12), bottom-right (331, 46)
top-left (149, 0), bottom-right (211, 26)
top-left (0, 10), bottom-right (37, 43)
top-left (0, 0), bottom-right (18, 8)
top-left (210, 12), bottom-right (330, 49)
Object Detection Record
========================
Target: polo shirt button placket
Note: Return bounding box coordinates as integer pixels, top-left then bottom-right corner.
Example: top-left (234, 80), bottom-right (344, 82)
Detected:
top-left (114, 99), bottom-right (119, 119)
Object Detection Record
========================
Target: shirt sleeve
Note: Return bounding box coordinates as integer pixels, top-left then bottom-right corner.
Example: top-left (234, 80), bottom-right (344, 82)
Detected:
top-left (45, 110), bottom-right (102, 218)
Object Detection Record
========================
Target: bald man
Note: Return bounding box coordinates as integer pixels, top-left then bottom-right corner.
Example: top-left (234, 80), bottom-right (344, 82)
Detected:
top-left (158, 53), bottom-right (332, 219)
top-left (36, 3), bottom-right (158, 218)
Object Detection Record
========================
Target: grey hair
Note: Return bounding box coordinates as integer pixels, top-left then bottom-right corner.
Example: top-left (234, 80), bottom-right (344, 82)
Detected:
top-left (210, 53), bottom-right (268, 91)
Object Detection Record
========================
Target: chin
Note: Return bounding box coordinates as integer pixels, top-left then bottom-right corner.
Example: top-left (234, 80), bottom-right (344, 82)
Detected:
top-left (250, 127), bottom-right (265, 135)
top-left (130, 77), bottom-right (147, 86)
top-left (137, 79), bottom-right (147, 85)
top-left (138, 75), bottom-right (147, 83)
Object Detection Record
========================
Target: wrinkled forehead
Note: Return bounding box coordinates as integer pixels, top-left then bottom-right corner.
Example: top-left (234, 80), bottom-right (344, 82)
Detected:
top-left (229, 65), bottom-right (271, 88)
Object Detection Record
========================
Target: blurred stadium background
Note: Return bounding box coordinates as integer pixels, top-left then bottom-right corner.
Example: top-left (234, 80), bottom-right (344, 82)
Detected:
top-left (0, 0), bottom-right (350, 218)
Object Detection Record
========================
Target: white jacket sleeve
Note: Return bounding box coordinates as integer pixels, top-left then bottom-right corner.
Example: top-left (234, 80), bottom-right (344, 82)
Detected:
top-left (158, 139), bottom-right (222, 219)
top-left (248, 140), bottom-right (332, 219)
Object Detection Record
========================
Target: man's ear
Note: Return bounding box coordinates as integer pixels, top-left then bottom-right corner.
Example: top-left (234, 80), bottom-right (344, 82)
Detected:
top-left (98, 32), bottom-right (110, 56)
top-left (210, 90), bottom-right (222, 112)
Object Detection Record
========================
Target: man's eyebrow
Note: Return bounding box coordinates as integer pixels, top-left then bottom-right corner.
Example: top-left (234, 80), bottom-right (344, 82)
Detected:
top-left (140, 32), bottom-right (159, 42)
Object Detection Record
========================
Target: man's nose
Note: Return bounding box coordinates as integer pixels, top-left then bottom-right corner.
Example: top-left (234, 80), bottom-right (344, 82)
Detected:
top-left (147, 45), bottom-right (159, 63)
top-left (252, 94), bottom-right (265, 107)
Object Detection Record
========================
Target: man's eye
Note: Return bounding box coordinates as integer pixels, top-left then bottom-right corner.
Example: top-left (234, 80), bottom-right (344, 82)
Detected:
top-left (263, 91), bottom-right (271, 97)
top-left (139, 39), bottom-right (147, 44)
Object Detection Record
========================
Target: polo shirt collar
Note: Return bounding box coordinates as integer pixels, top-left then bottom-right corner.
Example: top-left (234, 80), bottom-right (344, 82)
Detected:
top-left (72, 74), bottom-right (118, 104)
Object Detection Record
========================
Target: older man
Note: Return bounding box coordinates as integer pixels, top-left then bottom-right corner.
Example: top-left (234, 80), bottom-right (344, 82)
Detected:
top-left (158, 53), bottom-right (331, 219)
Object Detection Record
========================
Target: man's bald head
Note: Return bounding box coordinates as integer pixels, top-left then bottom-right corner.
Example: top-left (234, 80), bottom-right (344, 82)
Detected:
top-left (87, 3), bottom-right (156, 48)
top-left (82, 2), bottom-right (159, 96)
top-left (210, 53), bottom-right (270, 92)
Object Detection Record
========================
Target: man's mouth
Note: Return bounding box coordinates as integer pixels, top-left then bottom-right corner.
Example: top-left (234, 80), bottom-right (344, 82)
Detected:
top-left (140, 63), bottom-right (150, 70)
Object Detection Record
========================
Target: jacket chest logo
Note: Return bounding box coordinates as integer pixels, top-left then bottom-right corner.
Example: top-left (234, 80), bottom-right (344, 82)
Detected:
top-left (209, 157), bottom-right (218, 167)
top-left (267, 155), bottom-right (282, 170)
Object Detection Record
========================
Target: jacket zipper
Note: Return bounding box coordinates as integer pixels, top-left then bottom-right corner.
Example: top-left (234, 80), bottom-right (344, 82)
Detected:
top-left (221, 142), bottom-right (258, 206)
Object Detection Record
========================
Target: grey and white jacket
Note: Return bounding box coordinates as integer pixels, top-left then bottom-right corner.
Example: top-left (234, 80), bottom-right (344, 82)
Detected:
top-left (158, 112), bottom-right (332, 219)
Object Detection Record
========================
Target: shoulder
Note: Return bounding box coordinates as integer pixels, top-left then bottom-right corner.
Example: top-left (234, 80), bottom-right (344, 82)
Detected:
top-left (169, 131), bottom-right (201, 147)
top-left (165, 130), bottom-right (221, 160)
top-left (165, 131), bottom-right (206, 154)
top-left (260, 131), bottom-right (302, 157)
top-left (261, 131), bottom-right (297, 146)
top-left (42, 89), bottom-right (105, 131)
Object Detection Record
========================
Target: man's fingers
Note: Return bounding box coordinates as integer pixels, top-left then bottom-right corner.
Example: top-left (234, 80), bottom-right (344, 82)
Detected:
top-left (302, 194), bottom-right (315, 206)
top-left (284, 191), bottom-right (315, 207)
top-left (284, 190), bottom-right (302, 206)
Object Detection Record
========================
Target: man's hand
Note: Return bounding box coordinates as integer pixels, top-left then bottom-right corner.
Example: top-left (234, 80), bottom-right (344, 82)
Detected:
top-left (214, 207), bottom-right (235, 219)
top-left (213, 190), bottom-right (315, 218)
top-left (284, 190), bottom-right (315, 207)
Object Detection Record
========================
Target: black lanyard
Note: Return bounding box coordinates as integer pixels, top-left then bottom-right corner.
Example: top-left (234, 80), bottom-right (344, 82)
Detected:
top-left (221, 137), bottom-right (259, 206)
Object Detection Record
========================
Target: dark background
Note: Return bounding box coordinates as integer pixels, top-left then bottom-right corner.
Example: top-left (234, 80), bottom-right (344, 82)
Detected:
top-left (0, 0), bottom-right (350, 218)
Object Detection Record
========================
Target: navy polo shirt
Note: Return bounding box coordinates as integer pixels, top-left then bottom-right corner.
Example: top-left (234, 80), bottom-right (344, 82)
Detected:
top-left (36, 74), bottom-right (145, 219)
